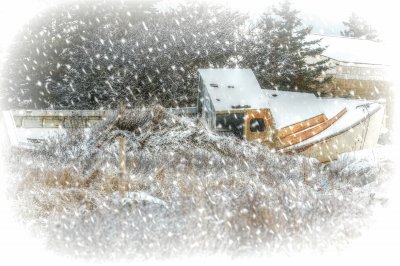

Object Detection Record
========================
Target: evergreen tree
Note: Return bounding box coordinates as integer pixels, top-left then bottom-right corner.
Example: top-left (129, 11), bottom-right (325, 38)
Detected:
top-left (1, 0), bottom-right (245, 110)
top-left (341, 13), bottom-right (379, 41)
top-left (2, 0), bottom-right (159, 109)
top-left (241, 0), bottom-right (331, 93)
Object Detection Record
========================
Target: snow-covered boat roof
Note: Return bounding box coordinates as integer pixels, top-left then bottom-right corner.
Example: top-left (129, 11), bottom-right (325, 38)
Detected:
top-left (266, 90), bottom-right (324, 129)
top-left (309, 34), bottom-right (391, 66)
top-left (198, 69), bottom-right (269, 112)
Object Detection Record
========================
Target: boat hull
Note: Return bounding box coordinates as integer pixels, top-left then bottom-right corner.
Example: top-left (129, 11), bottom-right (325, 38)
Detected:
top-left (288, 106), bottom-right (385, 162)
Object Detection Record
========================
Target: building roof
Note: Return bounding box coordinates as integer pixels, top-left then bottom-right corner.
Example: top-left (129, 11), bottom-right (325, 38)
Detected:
top-left (198, 68), bottom-right (269, 112)
top-left (309, 34), bottom-right (391, 66)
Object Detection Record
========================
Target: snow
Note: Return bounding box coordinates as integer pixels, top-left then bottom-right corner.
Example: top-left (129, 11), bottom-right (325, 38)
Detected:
top-left (199, 69), bottom-right (269, 112)
top-left (308, 34), bottom-right (392, 66)
top-left (265, 90), bottom-right (325, 129)
top-left (112, 191), bottom-right (167, 207)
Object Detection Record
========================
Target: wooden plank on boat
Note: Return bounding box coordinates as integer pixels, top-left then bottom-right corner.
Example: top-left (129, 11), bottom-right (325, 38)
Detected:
top-left (278, 107), bottom-right (347, 148)
top-left (277, 113), bottom-right (328, 139)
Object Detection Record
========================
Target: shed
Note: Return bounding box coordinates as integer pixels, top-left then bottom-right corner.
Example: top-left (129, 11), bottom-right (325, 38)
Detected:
top-left (307, 34), bottom-right (393, 128)
top-left (307, 35), bottom-right (391, 96)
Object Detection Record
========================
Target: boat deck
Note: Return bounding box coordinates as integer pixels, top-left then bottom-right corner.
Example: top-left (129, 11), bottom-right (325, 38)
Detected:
top-left (264, 90), bottom-right (384, 150)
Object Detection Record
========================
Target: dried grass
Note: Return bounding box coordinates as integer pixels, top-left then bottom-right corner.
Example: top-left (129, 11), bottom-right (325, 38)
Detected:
top-left (6, 105), bottom-right (392, 259)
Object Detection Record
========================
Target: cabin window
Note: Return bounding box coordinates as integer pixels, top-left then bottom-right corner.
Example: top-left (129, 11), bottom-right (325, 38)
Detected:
top-left (231, 104), bottom-right (251, 109)
top-left (216, 113), bottom-right (245, 139)
top-left (250, 118), bottom-right (265, 132)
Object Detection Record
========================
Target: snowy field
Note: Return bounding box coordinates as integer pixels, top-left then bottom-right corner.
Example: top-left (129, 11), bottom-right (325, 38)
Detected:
top-left (2, 106), bottom-right (395, 260)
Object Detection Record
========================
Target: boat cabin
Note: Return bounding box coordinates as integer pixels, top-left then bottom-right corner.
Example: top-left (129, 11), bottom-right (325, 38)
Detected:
top-left (197, 69), bottom-right (274, 142)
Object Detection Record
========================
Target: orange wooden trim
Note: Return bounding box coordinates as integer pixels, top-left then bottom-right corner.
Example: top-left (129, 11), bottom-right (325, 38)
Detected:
top-left (244, 108), bottom-right (274, 141)
top-left (278, 107), bottom-right (347, 148)
top-left (277, 113), bottom-right (328, 139)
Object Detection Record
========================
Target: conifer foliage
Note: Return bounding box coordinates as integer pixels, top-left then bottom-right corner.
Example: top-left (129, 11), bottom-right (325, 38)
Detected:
top-left (341, 13), bottom-right (379, 41)
top-left (1, 0), bottom-right (331, 109)
top-left (2, 0), bottom-right (244, 109)
top-left (241, 0), bottom-right (331, 92)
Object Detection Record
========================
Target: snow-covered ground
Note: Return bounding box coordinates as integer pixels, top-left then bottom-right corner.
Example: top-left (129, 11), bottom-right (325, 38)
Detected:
top-left (2, 106), bottom-right (395, 260)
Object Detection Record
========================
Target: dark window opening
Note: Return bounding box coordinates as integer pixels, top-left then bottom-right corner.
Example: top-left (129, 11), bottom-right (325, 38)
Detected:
top-left (216, 113), bottom-right (245, 139)
top-left (231, 104), bottom-right (251, 109)
top-left (250, 118), bottom-right (265, 132)
top-left (27, 138), bottom-right (45, 144)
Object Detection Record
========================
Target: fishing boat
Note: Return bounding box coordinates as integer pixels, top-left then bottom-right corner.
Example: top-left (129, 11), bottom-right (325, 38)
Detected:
top-left (198, 68), bottom-right (385, 162)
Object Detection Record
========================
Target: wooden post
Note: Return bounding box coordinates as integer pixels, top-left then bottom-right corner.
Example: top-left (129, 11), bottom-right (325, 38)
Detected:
top-left (118, 101), bottom-right (127, 194)
top-left (119, 135), bottom-right (127, 179)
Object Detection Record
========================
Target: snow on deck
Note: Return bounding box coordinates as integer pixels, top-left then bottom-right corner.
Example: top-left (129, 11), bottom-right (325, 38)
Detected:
top-left (264, 89), bottom-right (383, 149)
top-left (199, 69), bottom-right (269, 112)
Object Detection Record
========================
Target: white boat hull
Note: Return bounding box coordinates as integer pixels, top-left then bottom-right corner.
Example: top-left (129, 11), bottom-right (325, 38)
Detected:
top-left (290, 106), bottom-right (385, 162)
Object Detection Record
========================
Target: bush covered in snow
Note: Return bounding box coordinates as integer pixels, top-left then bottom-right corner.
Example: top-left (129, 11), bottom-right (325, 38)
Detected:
top-left (6, 106), bottom-right (392, 259)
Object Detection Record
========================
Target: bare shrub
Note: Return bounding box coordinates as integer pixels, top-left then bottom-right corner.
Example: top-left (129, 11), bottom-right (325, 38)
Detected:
top-left (7, 106), bottom-right (392, 259)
